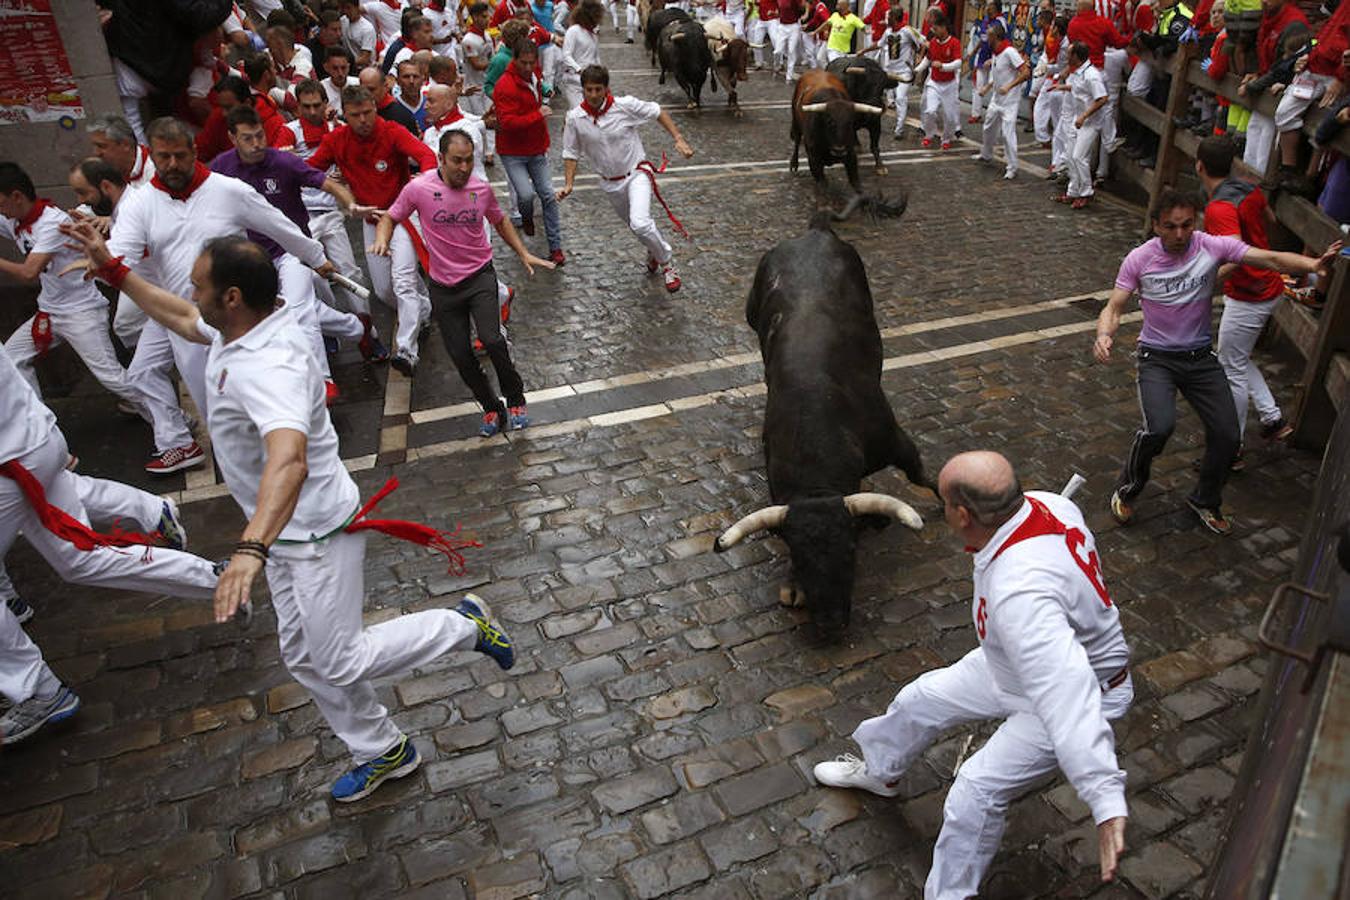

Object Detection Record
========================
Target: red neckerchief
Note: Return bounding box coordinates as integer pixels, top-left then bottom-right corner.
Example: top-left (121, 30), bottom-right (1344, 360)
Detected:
top-left (299, 116), bottom-right (331, 147)
top-left (428, 0), bottom-right (446, 9)
top-left (14, 198), bottom-right (53, 235)
top-left (468, 23), bottom-right (486, 35)
top-left (434, 107), bottom-right (465, 128)
top-left (129, 145), bottom-right (150, 182)
top-left (381, 0), bottom-right (400, 8)
top-left (580, 91), bottom-right (614, 122)
top-left (377, 93), bottom-right (395, 109)
top-left (151, 162), bottom-right (211, 201)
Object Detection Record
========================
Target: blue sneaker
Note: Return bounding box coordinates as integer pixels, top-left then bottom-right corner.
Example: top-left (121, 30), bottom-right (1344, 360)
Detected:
top-left (6, 596), bottom-right (33, 624)
top-left (508, 405), bottom-right (530, 431)
top-left (455, 593), bottom-right (514, 670)
top-left (0, 685), bottom-right (79, 744)
top-left (479, 410), bottom-right (503, 438)
top-left (158, 499), bottom-right (187, 551)
top-left (331, 736), bottom-right (420, 803)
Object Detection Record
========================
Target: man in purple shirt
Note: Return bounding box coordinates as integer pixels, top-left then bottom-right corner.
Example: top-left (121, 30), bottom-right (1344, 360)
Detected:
top-left (373, 130), bottom-right (553, 438)
top-left (1094, 188), bottom-right (1340, 535)
top-left (210, 105), bottom-right (386, 401)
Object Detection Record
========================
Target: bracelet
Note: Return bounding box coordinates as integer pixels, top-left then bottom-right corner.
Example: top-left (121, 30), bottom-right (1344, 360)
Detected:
top-left (94, 255), bottom-right (130, 291)
top-left (232, 547), bottom-right (268, 564)
top-left (234, 539), bottom-right (269, 559)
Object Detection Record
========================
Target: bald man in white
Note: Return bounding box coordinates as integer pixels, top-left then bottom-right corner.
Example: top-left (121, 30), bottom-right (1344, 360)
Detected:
top-left (814, 450), bottom-right (1132, 900)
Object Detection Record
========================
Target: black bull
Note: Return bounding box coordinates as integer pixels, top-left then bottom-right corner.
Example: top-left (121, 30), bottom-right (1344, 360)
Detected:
top-left (826, 55), bottom-right (900, 174)
top-left (714, 214), bottom-right (935, 632)
top-left (645, 6), bottom-right (690, 64)
top-left (658, 20), bottom-right (714, 108)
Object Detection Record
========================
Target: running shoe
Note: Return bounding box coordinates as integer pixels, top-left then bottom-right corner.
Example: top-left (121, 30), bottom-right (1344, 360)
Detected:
top-left (331, 736), bottom-right (420, 803)
top-left (1260, 418), bottom-right (1293, 442)
top-left (158, 499), bottom-right (188, 551)
top-left (1109, 489), bottom-right (1133, 525)
top-left (812, 754), bottom-right (904, 797)
top-left (357, 316), bottom-right (389, 363)
top-left (0, 686), bottom-right (80, 744)
top-left (390, 353), bottom-right (416, 377)
top-left (662, 265), bottom-right (681, 293)
top-left (508, 405), bottom-right (530, 430)
top-left (500, 287), bottom-right (515, 324)
top-left (1186, 499), bottom-right (1232, 535)
top-left (940, 141), bottom-right (952, 151)
top-left (480, 410), bottom-right (503, 438)
top-left (6, 596), bottom-right (33, 624)
top-left (145, 442), bottom-right (206, 475)
top-left (455, 593), bottom-right (515, 669)
top-left (550, 249), bottom-right (567, 267)
top-left (921, 137), bottom-right (933, 148)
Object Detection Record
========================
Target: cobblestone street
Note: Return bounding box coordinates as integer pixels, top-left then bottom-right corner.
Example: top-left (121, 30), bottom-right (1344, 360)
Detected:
top-left (0, 28), bottom-right (1324, 900)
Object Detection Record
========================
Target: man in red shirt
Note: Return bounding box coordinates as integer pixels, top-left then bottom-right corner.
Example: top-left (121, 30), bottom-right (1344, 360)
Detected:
top-left (241, 54), bottom-right (298, 149)
top-left (1067, 0), bottom-right (1128, 67)
top-left (308, 84), bottom-right (438, 376)
top-left (1196, 136), bottom-right (1293, 459)
top-left (921, 11), bottom-right (965, 147)
top-left (194, 75), bottom-right (253, 162)
top-left (779, 0), bottom-right (807, 82)
top-left (759, 0), bottom-right (783, 73)
top-left (1236, 0), bottom-right (1308, 173)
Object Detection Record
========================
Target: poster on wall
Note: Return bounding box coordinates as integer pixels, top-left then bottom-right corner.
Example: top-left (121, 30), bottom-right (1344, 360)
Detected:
top-left (0, 0), bottom-right (84, 126)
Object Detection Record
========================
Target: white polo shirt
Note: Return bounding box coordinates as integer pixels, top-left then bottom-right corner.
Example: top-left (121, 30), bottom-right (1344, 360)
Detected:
top-left (562, 96), bottom-right (661, 191)
top-left (127, 145), bottom-right (156, 188)
top-left (1068, 63), bottom-right (1108, 128)
top-left (342, 13), bottom-right (378, 61)
top-left (0, 346), bottom-right (57, 463)
top-left (198, 309), bottom-right (359, 543)
top-left (321, 75), bottom-right (360, 113)
top-left (988, 43), bottom-right (1025, 108)
top-left (363, 0), bottom-right (404, 47)
top-left (0, 205), bottom-right (108, 315)
top-left (108, 172), bottom-right (326, 302)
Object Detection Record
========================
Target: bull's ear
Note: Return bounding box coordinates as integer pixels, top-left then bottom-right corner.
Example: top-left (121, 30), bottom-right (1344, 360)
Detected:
top-left (855, 514), bottom-right (893, 532)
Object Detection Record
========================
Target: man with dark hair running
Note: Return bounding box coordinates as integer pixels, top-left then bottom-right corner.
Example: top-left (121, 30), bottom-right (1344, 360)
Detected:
top-left (1094, 188), bottom-right (1339, 534)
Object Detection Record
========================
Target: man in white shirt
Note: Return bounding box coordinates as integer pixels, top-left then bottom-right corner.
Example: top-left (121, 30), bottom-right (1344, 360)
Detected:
top-left (339, 0), bottom-right (379, 68)
top-left (321, 47), bottom-right (362, 113)
top-left (0, 163), bottom-right (145, 417)
top-left (1054, 41), bottom-right (1109, 208)
top-left (364, 0), bottom-right (408, 48)
top-left (971, 22), bottom-right (1029, 179)
top-left (64, 222), bottom-right (517, 804)
top-left (814, 450), bottom-right (1132, 900)
top-left (107, 117), bottom-right (335, 474)
top-left (862, 13), bottom-right (924, 139)
top-left (0, 343), bottom-right (218, 745)
top-left (86, 113), bottom-right (156, 189)
top-left (558, 66), bottom-right (693, 293)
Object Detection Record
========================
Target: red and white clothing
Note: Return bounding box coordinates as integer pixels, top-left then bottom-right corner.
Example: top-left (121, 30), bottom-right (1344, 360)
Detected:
top-left (853, 491), bottom-right (1130, 900)
top-left (422, 3), bottom-right (459, 56)
top-left (921, 35), bottom-right (963, 142)
top-left (562, 95), bottom-right (674, 265)
top-left (0, 204), bottom-right (141, 410)
top-left (364, 0), bottom-right (407, 48)
top-left (196, 308), bottom-right (477, 764)
top-left (424, 109), bottom-right (489, 181)
top-left (322, 75), bottom-right (361, 115)
top-left (108, 168), bottom-right (326, 448)
top-left (308, 120), bottom-right (437, 364)
top-left (127, 145), bottom-right (156, 188)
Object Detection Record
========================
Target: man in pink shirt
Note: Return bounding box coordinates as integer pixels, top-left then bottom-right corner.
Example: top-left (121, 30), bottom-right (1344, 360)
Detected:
top-left (373, 130), bottom-right (554, 438)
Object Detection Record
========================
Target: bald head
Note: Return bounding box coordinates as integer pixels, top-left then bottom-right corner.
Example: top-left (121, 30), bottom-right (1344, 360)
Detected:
top-left (426, 82), bottom-right (458, 119)
top-left (939, 451), bottom-right (1024, 536)
top-left (358, 66), bottom-right (387, 98)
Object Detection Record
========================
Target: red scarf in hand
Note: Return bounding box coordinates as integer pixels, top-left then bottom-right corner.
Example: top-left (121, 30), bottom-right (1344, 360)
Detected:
top-left (151, 162), bottom-right (210, 200)
top-left (14, 198), bottom-right (52, 235)
top-left (580, 92), bottom-right (614, 123)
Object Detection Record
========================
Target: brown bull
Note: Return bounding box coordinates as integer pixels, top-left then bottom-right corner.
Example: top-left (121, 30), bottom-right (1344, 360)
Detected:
top-left (704, 16), bottom-right (750, 115)
top-left (791, 70), bottom-right (882, 200)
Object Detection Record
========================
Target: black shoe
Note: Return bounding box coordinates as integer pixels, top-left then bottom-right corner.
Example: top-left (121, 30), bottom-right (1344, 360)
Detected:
top-left (390, 353), bottom-right (416, 377)
top-left (521, 217), bottom-right (536, 237)
top-left (1260, 418), bottom-right (1293, 442)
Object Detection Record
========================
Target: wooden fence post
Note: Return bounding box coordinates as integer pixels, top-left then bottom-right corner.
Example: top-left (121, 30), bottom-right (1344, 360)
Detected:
top-left (1289, 256), bottom-right (1350, 448)
top-left (1143, 43), bottom-right (1199, 231)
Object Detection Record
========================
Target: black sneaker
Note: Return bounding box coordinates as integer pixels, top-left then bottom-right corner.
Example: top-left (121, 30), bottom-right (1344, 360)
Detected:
top-left (1260, 418), bottom-right (1293, 442)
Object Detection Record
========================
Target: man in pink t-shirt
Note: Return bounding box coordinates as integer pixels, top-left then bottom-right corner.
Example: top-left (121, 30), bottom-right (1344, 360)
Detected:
top-left (374, 130), bottom-right (554, 438)
top-left (1092, 188), bottom-right (1339, 536)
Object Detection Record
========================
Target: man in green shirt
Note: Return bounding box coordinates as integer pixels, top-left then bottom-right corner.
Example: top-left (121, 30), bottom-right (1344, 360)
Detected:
top-left (817, 0), bottom-right (868, 62)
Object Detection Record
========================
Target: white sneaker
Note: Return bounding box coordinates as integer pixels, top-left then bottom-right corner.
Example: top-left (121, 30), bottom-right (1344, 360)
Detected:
top-left (812, 753), bottom-right (903, 797)
top-left (1003, 171), bottom-right (1016, 180)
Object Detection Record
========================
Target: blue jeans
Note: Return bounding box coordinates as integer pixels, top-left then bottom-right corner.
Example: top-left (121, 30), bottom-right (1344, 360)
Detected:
top-left (500, 154), bottom-right (562, 252)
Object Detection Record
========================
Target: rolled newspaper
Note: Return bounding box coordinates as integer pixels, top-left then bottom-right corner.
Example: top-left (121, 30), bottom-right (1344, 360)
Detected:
top-left (1060, 472), bottom-right (1087, 499)
top-left (326, 270), bottom-right (372, 302)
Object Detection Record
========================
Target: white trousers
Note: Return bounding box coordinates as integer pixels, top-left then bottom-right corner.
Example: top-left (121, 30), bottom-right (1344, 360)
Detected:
top-left (128, 319), bottom-right (194, 453)
top-left (606, 174), bottom-right (673, 265)
top-left (1244, 111), bottom-right (1276, 175)
top-left (725, 9), bottom-right (745, 37)
top-left (112, 59), bottom-right (151, 144)
top-left (1274, 74), bottom-right (1333, 132)
top-left (362, 219), bottom-right (431, 365)
top-left (278, 254), bottom-right (356, 380)
top-left (893, 80), bottom-right (913, 133)
top-left (1067, 122), bottom-right (1099, 198)
top-left (607, 0), bottom-right (622, 28)
top-left (852, 648), bottom-right (1132, 900)
top-left (1052, 99), bottom-right (1076, 171)
top-left (1217, 295), bottom-right (1282, 439)
top-left (1033, 85), bottom-right (1061, 144)
top-left (114, 294), bottom-right (147, 347)
top-left (0, 601), bottom-right (59, 705)
top-left (922, 80), bottom-right (959, 143)
top-left (1098, 98), bottom-right (1119, 179)
top-left (268, 530), bottom-right (477, 763)
top-left (780, 23), bottom-right (802, 80)
top-left (970, 67), bottom-right (990, 118)
top-left (5, 307), bottom-right (142, 410)
top-left (627, 3), bottom-right (640, 40)
top-left (749, 19), bottom-right (770, 66)
top-left (980, 100), bottom-right (1019, 176)
top-left (308, 209), bottom-right (372, 318)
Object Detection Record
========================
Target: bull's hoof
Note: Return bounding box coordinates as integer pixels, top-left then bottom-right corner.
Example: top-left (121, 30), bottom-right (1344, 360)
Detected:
top-left (875, 165), bottom-right (889, 176)
top-left (789, 161), bottom-right (799, 173)
top-left (733, 106), bottom-right (743, 118)
top-left (779, 583), bottom-right (806, 608)
top-left (687, 100), bottom-right (697, 109)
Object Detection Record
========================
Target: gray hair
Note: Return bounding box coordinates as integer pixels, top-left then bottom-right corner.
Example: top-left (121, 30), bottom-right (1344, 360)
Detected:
top-left (947, 473), bottom-right (1024, 529)
top-left (86, 113), bottom-right (136, 145)
top-left (145, 116), bottom-right (194, 147)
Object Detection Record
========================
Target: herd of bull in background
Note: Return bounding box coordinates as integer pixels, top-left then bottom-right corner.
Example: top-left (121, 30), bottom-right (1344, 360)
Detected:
top-left (642, 0), bottom-right (909, 217)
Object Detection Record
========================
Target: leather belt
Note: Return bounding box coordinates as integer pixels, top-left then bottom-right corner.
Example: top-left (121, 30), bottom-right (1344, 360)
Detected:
top-left (602, 171), bottom-right (631, 181)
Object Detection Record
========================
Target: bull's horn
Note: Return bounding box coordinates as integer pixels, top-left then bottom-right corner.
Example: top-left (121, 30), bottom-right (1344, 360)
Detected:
top-left (713, 505), bottom-right (788, 551)
top-left (748, 41), bottom-right (767, 47)
top-left (799, 102), bottom-right (828, 112)
top-left (843, 493), bottom-right (923, 531)
top-left (671, 32), bottom-right (686, 40)
top-left (845, 66), bottom-right (866, 73)
top-left (852, 102), bottom-right (885, 115)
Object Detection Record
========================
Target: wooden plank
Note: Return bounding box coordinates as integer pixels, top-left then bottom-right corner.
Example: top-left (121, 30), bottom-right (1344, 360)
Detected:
top-left (1328, 353), bottom-right (1350, 415)
top-left (1121, 94), bottom-right (1166, 137)
top-left (1291, 257), bottom-right (1350, 448)
top-left (1273, 193), bottom-right (1345, 252)
top-left (1273, 297), bottom-right (1322, 360)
